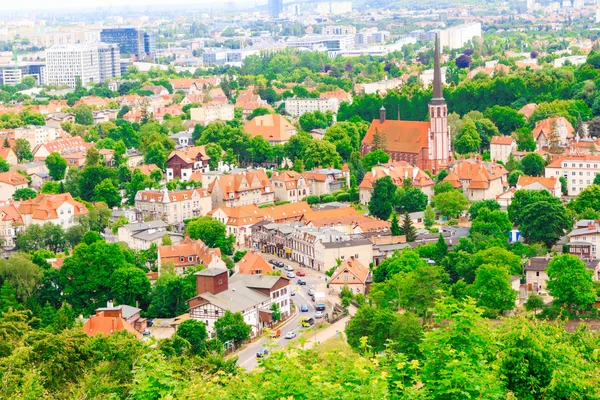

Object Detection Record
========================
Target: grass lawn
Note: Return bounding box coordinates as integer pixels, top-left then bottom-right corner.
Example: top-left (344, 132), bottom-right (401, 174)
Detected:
top-left (313, 332), bottom-right (352, 355)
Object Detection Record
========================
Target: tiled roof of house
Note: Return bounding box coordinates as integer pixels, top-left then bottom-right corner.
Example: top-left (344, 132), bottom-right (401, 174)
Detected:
top-left (518, 103), bottom-right (537, 119)
top-left (237, 250), bottom-right (273, 275)
top-left (358, 162), bottom-right (434, 190)
top-left (545, 154), bottom-right (600, 168)
top-left (244, 114), bottom-right (296, 143)
top-left (0, 171), bottom-right (29, 187)
top-left (258, 201), bottom-right (311, 222)
top-left (330, 257), bottom-right (370, 285)
top-left (362, 120), bottom-right (429, 154)
top-left (136, 188), bottom-right (209, 203)
top-left (159, 237), bottom-right (222, 267)
top-left (132, 164), bottom-right (161, 176)
top-left (17, 193), bottom-right (88, 221)
top-left (0, 201), bottom-right (23, 224)
top-left (83, 311), bottom-right (141, 338)
top-left (532, 117), bottom-right (574, 140)
top-left (517, 176), bottom-right (558, 191)
top-left (272, 170), bottom-right (304, 189)
top-left (444, 159), bottom-right (506, 190)
top-left (208, 170), bottom-right (272, 200)
top-left (490, 136), bottom-right (514, 145)
top-left (32, 136), bottom-right (90, 157)
top-left (167, 145), bottom-right (210, 164)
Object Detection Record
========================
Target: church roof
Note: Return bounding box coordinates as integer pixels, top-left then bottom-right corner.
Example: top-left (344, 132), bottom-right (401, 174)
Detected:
top-left (361, 120), bottom-right (429, 154)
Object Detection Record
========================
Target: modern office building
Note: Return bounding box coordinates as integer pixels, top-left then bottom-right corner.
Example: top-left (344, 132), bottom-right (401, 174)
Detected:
top-left (0, 62), bottom-right (45, 85)
top-left (286, 35), bottom-right (355, 52)
top-left (316, 1), bottom-right (352, 15)
top-left (323, 25), bottom-right (356, 35)
top-left (45, 43), bottom-right (120, 88)
top-left (100, 28), bottom-right (155, 58)
top-left (268, 0), bottom-right (283, 17)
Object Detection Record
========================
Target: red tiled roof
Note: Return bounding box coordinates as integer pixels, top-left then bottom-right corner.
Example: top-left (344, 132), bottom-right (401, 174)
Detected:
top-left (362, 120), bottom-right (429, 154)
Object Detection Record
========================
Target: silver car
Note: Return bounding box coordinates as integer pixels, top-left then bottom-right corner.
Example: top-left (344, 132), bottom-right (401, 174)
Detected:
top-left (286, 271), bottom-right (296, 278)
top-left (315, 311), bottom-right (324, 319)
top-left (285, 331), bottom-right (296, 339)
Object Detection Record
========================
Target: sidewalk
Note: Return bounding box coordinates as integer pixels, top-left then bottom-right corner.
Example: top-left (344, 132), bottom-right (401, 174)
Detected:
top-left (303, 305), bottom-right (356, 349)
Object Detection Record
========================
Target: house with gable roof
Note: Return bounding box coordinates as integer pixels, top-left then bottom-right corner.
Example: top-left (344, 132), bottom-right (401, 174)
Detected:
top-left (244, 114), bottom-right (297, 145)
top-left (18, 193), bottom-right (88, 228)
top-left (134, 187), bottom-right (212, 226)
top-left (271, 170), bottom-right (311, 203)
top-left (443, 158), bottom-right (507, 201)
top-left (490, 136), bottom-right (516, 164)
top-left (165, 145), bottom-right (211, 182)
top-left (236, 250), bottom-right (274, 275)
top-left (208, 170), bottom-right (274, 208)
top-left (158, 237), bottom-right (226, 275)
top-left (0, 171), bottom-right (29, 200)
top-left (0, 201), bottom-right (24, 249)
top-left (516, 176), bottom-right (561, 197)
top-left (208, 204), bottom-right (262, 246)
top-left (328, 257), bottom-right (372, 295)
top-left (532, 116), bottom-right (574, 149)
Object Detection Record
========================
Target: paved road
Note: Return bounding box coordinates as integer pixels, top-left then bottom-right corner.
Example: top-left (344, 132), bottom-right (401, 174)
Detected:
top-left (237, 255), bottom-right (330, 370)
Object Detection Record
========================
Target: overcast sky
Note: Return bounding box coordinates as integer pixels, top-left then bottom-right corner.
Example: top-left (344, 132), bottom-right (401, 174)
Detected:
top-left (0, 0), bottom-right (260, 12)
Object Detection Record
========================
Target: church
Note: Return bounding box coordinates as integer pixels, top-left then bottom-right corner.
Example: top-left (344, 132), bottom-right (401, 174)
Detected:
top-left (360, 36), bottom-right (451, 173)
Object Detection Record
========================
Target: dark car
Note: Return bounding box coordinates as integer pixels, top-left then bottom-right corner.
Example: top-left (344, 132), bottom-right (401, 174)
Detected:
top-left (269, 259), bottom-right (277, 265)
top-left (275, 261), bottom-right (284, 268)
top-left (257, 348), bottom-right (269, 358)
top-left (297, 279), bottom-right (307, 285)
top-left (308, 289), bottom-right (315, 296)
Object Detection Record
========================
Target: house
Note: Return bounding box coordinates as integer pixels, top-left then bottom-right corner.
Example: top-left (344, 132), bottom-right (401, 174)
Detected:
top-left (169, 130), bottom-right (194, 148)
top-left (188, 268), bottom-right (290, 337)
top-left (153, 104), bottom-right (184, 123)
top-left (328, 257), bottom-right (372, 295)
top-left (181, 93), bottom-right (204, 106)
top-left (532, 117), bottom-right (574, 149)
top-left (141, 85), bottom-right (170, 96)
top-left (17, 193), bottom-right (88, 228)
top-left (131, 164), bottom-right (161, 178)
top-left (73, 96), bottom-right (110, 108)
top-left (516, 176), bottom-right (561, 197)
top-left (0, 171), bottom-right (29, 201)
top-left (134, 187), bottom-right (212, 227)
top-left (303, 167), bottom-right (350, 196)
top-left (301, 206), bottom-right (389, 235)
top-left (250, 221), bottom-right (297, 258)
top-left (45, 112), bottom-right (75, 128)
top-left (165, 145), bottom-right (210, 181)
top-left (0, 148), bottom-right (17, 165)
top-left (314, 238), bottom-right (374, 272)
top-left (567, 219), bottom-right (600, 259)
top-left (524, 255), bottom-right (600, 294)
top-left (236, 250), bottom-right (273, 275)
top-left (544, 154), bottom-right (600, 196)
top-left (443, 159), bottom-right (507, 201)
top-left (271, 170), bottom-right (311, 203)
top-left (32, 136), bottom-right (90, 160)
top-left (518, 103), bottom-right (537, 120)
top-left (190, 104), bottom-right (235, 125)
top-left (258, 201), bottom-right (311, 224)
top-left (30, 172), bottom-right (51, 189)
top-left (169, 78), bottom-right (204, 94)
top-left (14, 125), bottom-right (58, 148)
top-left (358, 161), bottom-right (434, 205)
top-left (496, 187), bottom-right (517, 208)
top-left (0, 201), bottom-right (24, 249)
top-left (12, 160), bottom-right (48, 176)
top-left (490, 136), bottom-right (516, 164)
top-left (116, 220), bottom-right (182, 250)
top-left (83, 303), bottom-right (146, 339)
top-left (208, 170), bottom-right (274, 208)
top-left (208, 204), bottom-right (262, 246)
top-left (244, 114), bottom-right (297, 145)
top-left (158, 237), bottom-right (226, 275)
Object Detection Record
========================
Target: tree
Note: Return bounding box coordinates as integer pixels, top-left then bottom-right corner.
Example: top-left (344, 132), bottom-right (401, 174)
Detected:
top-left (299, 110), bottom-right (330, 131)
top-left (474, 264), bottom-right (517, 315)
top-left (546, 254), bottom-right (596, 312)
top-left (144, 142), bottom-right (167, 169)
top-left (147, 270), bottom-right (196, 318)
top-left (45, 152), bottom-right (68, 181)
top-left (161, 234), bottom-right (172, 246)
top-left (390, 213), bottom-right (401, 236)
top-left (176, 319), bottom-right (208, 355)
top-left (507, 170), bottom-right (524, 187)
top-left (270, 302), bottom-right (282, 322)
top-left (14, 138), bottom-right (33, 163)
top-left (0, 253), bottom-right (42, 302)
top-left (12, 188), bottom-right (36, 201)
top-left (524, 294), bottom-right (545, 314)
top-left (368, 176), bottom-right (395, 220)
top-left (401, 213), bottom-right (417, 242)
top-left (0, 157), bottom-right (9, 172)
top-left (247, 107), bottom-right (272, 120)
top-left (186, 216), bottom-right (235, 255)
top-left (75, 104), bottom-right (94, 125)
top-left (517, 198), bottom-right (571, 248)
top-left (361, 149), bottom-right (389, 171)
top-left (0, 281), bottom-right (20, 314)
top-left (559, 176), bottom-right (567, 195)
top-left (468, 199), bottom-right (500, 220)
top-left (373, 247), bottom-right (427, 282)
top-left (85, 148), bottom-right (101, 167)
top-left (569, 184), bottom-right (600, 214)
top-left (214, 310), bottom-right (252, 346)
top-left (433, 190), bottom-right (469, 218)
top-left (520, 153), bottom-right (545, 176)
top-left (92, 178), bottom-right (122, 208)
top-left (484, 105), bottom-right (526, 135)
top-left (109, 266), bottom-right (151, 308)
top-left (424, 205), bottom-right (436, 229)
top-left (470, 208), bottom-right (512, 239)
top-left (455, 120), bottom-right (481, 154)
top-left (303, 140), bottom-right (341, 170)
top-left (397, 187), bottom-right (428, 213)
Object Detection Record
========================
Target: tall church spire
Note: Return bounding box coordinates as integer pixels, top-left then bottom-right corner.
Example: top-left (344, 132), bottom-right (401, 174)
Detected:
top-left (431, 33), bottom-right (444, 104)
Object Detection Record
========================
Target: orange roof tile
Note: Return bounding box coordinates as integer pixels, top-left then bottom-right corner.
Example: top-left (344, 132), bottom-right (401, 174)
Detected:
top-left (362, 120), bottom-right (429, 154)
top-left (490, 136), bottom-right (514, 145)
top-left (17, 193), bottom-right (88, 220)
top-left (517, 176), bottom-right (558, 190)
top-left (159, 237), bottom-right (222, 267)
top-left (0, 171), bottom-right (29, 187)
top-left (330, 257), bottom-right (370, 285)
top-left (245, 114), bottom-right (296, 143)
top-left (237, 251), bottom-right (273, 275)
top-left (83, 311), bottom-right (141, 338)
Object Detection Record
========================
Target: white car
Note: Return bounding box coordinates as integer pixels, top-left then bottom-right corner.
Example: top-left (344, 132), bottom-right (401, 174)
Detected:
top-left (315, 311), bottom-right (324, 319)
top-left (285, 331), bottom-right (297, 339)
top-left (286, 271), bottom-right (296, 279)
top-left (284, 265), bottom-right (294, 271)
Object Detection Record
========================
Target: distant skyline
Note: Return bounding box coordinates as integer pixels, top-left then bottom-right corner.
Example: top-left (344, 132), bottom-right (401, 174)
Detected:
top-left (0, 0), bottom-right (263, 12)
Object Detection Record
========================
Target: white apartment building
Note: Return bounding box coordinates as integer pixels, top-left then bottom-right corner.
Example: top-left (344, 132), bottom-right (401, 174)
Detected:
top-left (285, 98), bottom-right (336, 117)
top-left (45, 43), bottom-right (120, 88)
top-left (14, 125), bottom-right (57, 148)
top-left (490, 136), bottom-right (516, 164)
top-left (545, 155), bottom-right (600, 196)
top-left (190, 104), bottom-right (234, 125)
top-left (316, 1), bottom-right (352, 14)
top-left (286, 35), bottom-right (355, 52)
top-left (437, 22), bottom-right (482, 50)
top-left (323, 25), bottom-right (356, 35)
top-left (134, 187), bottom-right (212, 226)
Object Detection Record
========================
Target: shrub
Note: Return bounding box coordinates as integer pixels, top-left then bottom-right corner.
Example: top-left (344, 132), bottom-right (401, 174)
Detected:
top-left (306, 195), bottom-right (320, 204)
top-left (336, 193), bottom-right (350, 202)
top-left (321, 195), bottom-right (335, 203)
top-left (274, 200), bottom-right (290, 206)
top-left (448, 219), bottom-right (458, 226)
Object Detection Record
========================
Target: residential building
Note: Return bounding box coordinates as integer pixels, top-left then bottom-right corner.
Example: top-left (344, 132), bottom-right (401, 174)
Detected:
top-left (323, 25), bottom-right (357, 35)
top-left (17, 193), bottom-right (88, 228)
top-left (361, 36), bottom-right (450, 173)
top-left (518, 103), bottom-right (537, 120)
top-left (436, 22), bottom-right (482, 50)
top-left (301, 206), bottom-right (389, 235)
top-left (0, 148), bottom-right (17, 165)
top-left (11, 160), bottom-right (48, 177)
top-left (236, 250), bottom-right (274, 275)
top-left (268, 0), bottom-right (283, 17)
top-left (83, 303), bottom-right (146, 339)
top-left (165, 145), bottom-right (211, 182)
top-left (490, 136), bottom-right (516, 164)
top-left (158, 237), bottom-right (226, 275)
top-left (32, 136), bottom-right (90, 160)
top-left (244, 114), bottom-right (297, 145)
top-left (45, 43), bottom-right (120, 88)
top-left (271, 170), bottom-right (311, 203)
top-left (443, 159), bottom-right (508, 201)
top-left (0, 201), bottom-right (24, 249)
top-left (285, 97), bottom-right (336, 117)
top-left (286, 35), bottom-right (355, 52)
top-left (314, 238), bottom-right (373, 272)
top-left (14, 125), bottom-right (58, 149)
top-left (190, 104), bottom-right (235, 125)
top-left (116, 220), bottom-right (182, 250)
top-left (524, 255), bottom-right (600, 294)
top-left (250, 221), bottom-right (297, 257)
top-left (359, 162), bottom-right (434, 204)
top-left (0, 172), bottom-right (29, 201)
top-left (516, 176), bottom-right (561, 197)
top-left (135, 188), bottom-right (212, 226)
top-left (208, 170), bottom-right (274, 208)
top-left (100, 28), bottom-right (155, 58)
top-left (533, 117), bottom-right (574, 149)
top-left (188, 268), bottom-right (290, 337)
top-left (545, 154), bottom-right (600, 196)
top-left (303, 167), bottom-right (350, 196)
top-left (258, 201), bottom-right (312, 224)
top-left (328, 257), bottom-right (372, 295)
top-left (208, 204), bottom-right (262, 246)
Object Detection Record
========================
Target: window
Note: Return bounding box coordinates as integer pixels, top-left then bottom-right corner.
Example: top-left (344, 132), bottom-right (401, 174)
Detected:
top-left (204, 309), bottom-right (208, 315)
top-left (215, 310), bottom-right (219, 316)
top-left (344, 274), bottom-right (349, 281)
top-left (180, 256), bottom-right (184, 262)
top-left (536, 271), bottom-right (540, 277)
top-left (188, 256), bottom-right (193, 262)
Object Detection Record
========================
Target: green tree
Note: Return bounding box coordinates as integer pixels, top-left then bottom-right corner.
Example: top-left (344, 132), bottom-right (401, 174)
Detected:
top-left (303, 140), bottom-right (341, 170)
top-left (186, 216), bottom-right (235, 255)
top-left (517, 197), bottom-right (571, 248)
top-left (468, 199), bottom-right (500, 220)
top-left (372, 248), bottom-right (427, 282)
top-left (484, 105), bottom-right (526, 135)
top-left (247, 107), bottom-right (272, 120)
top-left (109, 266), bottom-right (151, 308)
top-left (474, 264), bottom-right (517, 315)
top-left (401, 213), bottom-right (417, 242)
top-left (455, 120), bottom-right (481, 154)
top-left (176, 319), bottom-right (208, 355)
top-left (520, 153), bottom-right (545, 176)
top-left (524, 293), bottom-right (545, 314)
top-left (368, 176), bottom-right (396, 220)
top-left (0, 281), bottom-right (20, 314)
top-left (45, 152), bottom-right (68, 181)
top-left (75, 104), bottom-right (94, 125)
top-left (13, 188), bottom-right (37, 201)
top-left (270, 302), bottom-right (282, 322)
top-left (390, 213), bottom-right (401, 236)
top-left (397, 187), bottom-right (428, 213)
top-left (361, 149), bottom-right (389, 171)
top-left (214, 310), bottom-right (252, 346)
top-left (546, 254), bottom-right (596, 312)
top-left (569, 184), bottom-right (600, 214)
top-left (92, 178), bottom-right (122, 208)
top-left (507, 170), bottom-right (525, 187)
top-left (144, 142), bottom-right (167, 169)
top-left (0, 157), bottom-right (9, 172)
top-left (147, 270), bottom-right (196, 318)
top-left (433, 190), bottom-right (469, 218)
top-left (424, 205), bottom-right (436, 229)
top-left (470, 207), bottom-right (512, 239)
top-left (14, 138), bottom-right (33, 162)
top-left (0, 253), bottom-right (42, 302)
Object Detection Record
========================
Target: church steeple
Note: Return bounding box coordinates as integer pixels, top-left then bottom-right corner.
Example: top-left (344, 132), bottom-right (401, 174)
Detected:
top-left (431, 34), bottom-right (445, 105)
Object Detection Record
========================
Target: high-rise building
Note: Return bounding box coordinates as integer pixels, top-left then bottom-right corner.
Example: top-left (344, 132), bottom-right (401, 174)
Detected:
top-left (100, 28), bottom-right (155, 59)
top-left (268, 0), bottom-right (283, 17)
top-left (45, 43), bottom-right (120, 88)
top-left (436, 22), bottom-right (482, 50)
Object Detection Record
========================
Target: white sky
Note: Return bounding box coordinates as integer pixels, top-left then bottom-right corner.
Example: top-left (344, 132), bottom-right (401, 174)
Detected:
top-left (0, 0), bottom-right (260, 12)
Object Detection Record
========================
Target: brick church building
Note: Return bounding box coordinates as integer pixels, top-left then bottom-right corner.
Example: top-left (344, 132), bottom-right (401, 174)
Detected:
top-left (360, 36), bottom-right (451, 173)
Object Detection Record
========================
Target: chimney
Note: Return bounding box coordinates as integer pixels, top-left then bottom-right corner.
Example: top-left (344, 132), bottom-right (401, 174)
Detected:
top-left (107, 300), bottom-right (114, 308)
top-left (379, 105), bottom-right (386, 124)
top-left (545, 253), bottom-right (550, 260)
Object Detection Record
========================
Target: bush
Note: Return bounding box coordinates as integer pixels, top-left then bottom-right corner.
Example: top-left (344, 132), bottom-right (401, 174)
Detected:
top-left (274, 200), bottom-right (290, 206)
top-left (335, 193), bottom-right (350, 202)
top-left (448, 219), bottom-right (458, 226)
top-left (332, 190), bottom-right (346, 197)
top-left (321, 195), bottom-right (335, 203)
top-left (429, 228), bottom-right (439, 233)
top-left (306, 195), bottom-right (320, 205)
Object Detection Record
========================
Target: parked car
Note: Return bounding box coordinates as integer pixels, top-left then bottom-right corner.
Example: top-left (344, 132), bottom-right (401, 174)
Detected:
top-left (296, 270), bottom-right (305, 277)
top-left (290, 290), bottom-right (296, 296)
top-left (276, 261), bottom-right (284, 268)
top-left (300, 304), bottom-right (309, 312)
top-left (300, 317), bottom-right (315, 327)
top-left (315, 311), bottom-right (324, 319)
top-left (286, 271), bottom-right (296, 279)
top-left (257, 348), bottom-right (269, 358)
top-left (142, 329), bottom-right (151, 336)
top-left (316, 303), bottom-right (326, 311)
top-left (285, 331), bottom-right (297, 339)
top-left (297, 279), bottom-right (306, 285)
top-left (308, 289), bottom-right (315, 296)
top-left (268, 259), bottom-right (277, 265)
top-left (284, 265), bottom-right (294, 271)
